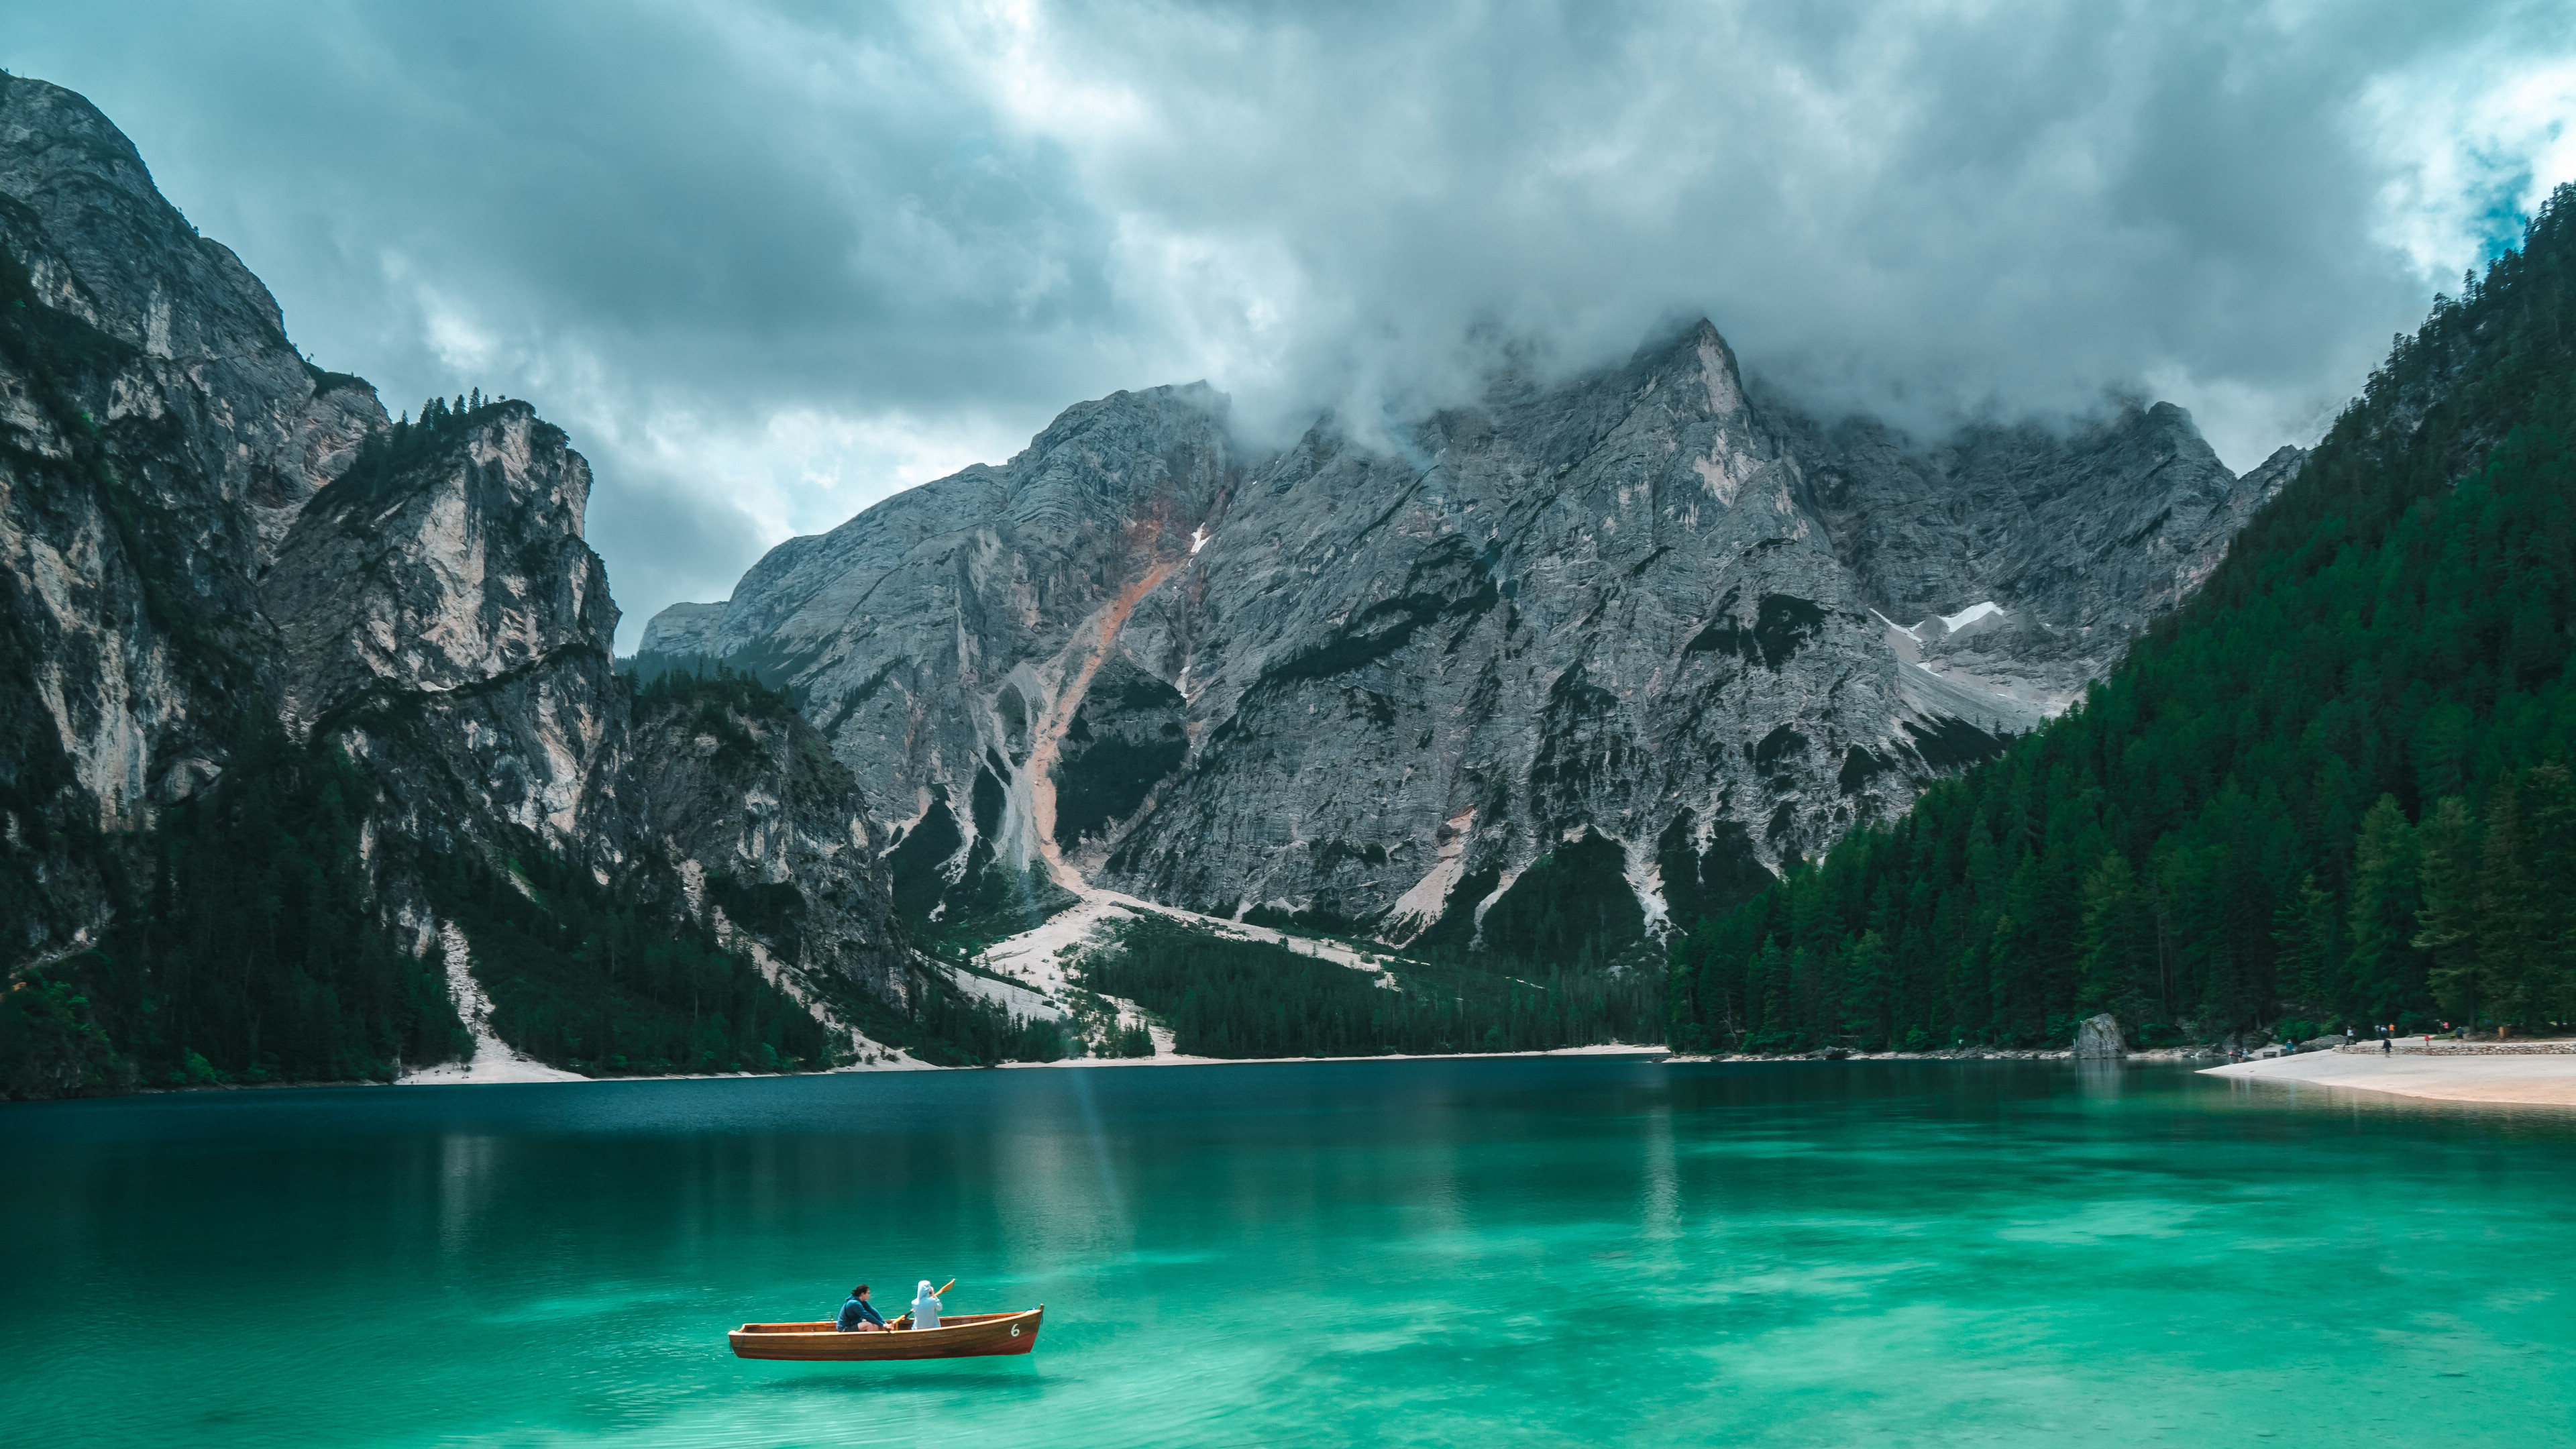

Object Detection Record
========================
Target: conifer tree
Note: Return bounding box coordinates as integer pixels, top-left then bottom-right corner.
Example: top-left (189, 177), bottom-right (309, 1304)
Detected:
top-left (2345, 796), bottom-right (2424, 1024)
top-left (2077, 852), bottom-right (2151, 1020)
top-left (2415, 798), bottom-right (2481, 1029)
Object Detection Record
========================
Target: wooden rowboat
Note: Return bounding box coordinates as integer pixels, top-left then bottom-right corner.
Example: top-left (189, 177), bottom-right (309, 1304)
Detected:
top-left (729, 1307), bottom-right (1044, 1362)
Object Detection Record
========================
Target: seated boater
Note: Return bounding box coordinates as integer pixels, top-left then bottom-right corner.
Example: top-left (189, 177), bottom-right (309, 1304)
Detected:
top-left (910, 1280), bottom-right (942, 1331)
top-left (836, 1285), bottom-right (887, 1332)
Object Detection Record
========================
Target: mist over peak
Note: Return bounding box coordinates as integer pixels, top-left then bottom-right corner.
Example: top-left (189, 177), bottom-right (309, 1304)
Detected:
top-left (11, 0), bottom-right (2570, 646)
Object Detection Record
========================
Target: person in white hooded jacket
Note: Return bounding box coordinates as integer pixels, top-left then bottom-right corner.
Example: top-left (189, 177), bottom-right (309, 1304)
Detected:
top-left (910, 1280), bottom-right (942, 1331)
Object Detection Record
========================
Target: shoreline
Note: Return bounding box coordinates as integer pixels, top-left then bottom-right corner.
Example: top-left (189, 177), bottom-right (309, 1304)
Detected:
top-left (36, 1042), bottom-right (1676, 1102)
top-left (54, 1042), bottom-right (2233, 1102)
top-left (998, 1042), bottom-right (1667, 1070)
top-left (2202, 1047), bottom-right (2576, 1106)
top-left (95, 1040), bottom-right (2576, 1106)
top-left (1660, 1046), bottom-right (2220, 1065)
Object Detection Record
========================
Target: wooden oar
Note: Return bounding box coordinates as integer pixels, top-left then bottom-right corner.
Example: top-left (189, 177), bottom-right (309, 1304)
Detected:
top-left (890, 1278), bottom-right (958, 1330)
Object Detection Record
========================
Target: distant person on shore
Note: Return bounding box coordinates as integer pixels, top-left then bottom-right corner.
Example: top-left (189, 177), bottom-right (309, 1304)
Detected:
top-left (837, 1285), bottom-right (886, 1333)
top-left (912, 1280), bottom-right (943, 1331)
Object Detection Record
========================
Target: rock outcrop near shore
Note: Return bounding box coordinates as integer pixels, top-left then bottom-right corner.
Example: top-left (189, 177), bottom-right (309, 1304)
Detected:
top-left (2072, 1014), bottom-right (2126, 1059)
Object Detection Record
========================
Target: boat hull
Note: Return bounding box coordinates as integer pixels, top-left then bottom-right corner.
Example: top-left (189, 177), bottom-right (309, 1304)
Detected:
top-left (729, 1307), bottom-right (1044, 1362)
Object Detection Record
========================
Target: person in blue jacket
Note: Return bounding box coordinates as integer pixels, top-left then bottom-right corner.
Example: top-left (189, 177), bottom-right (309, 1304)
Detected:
top-left (837, 1284), bottom-right (887, 1332)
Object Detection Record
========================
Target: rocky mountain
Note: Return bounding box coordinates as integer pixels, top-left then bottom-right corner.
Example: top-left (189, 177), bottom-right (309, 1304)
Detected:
top-left (264, 403), bottom-right (629, 863)
top-left (640, 383), bottom-right (1232, 934)
top-left (1668, 182), bottom-right (2576, 1051)
top-left (0, 75), bottom-right (908, 1093)
top-left (0, 72), bottom-right (381, 951)
top-left (1780, 398), bottom-right (2306, 714)
top-left (0, 67), bottom-right (2304, 1094)
top-left (258, 398), bottom-right (906, 1008)
top-left (625, 667), bottom-right (907, 1024)
top-left (643, 323), bottom-right (2294, 959)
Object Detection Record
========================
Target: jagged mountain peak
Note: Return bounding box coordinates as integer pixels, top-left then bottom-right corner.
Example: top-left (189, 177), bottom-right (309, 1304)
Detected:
top-left (995, 380), bottom-right (1233, 539)
top-left (1018, 379), bottom-right (1228, 452)
top-left (1638, 315), bottom-right (1751, 407)
top-left (270, 401), bottom-right (614, 749)
top-left (1411, 314), bottom-right (1756, 452)
top-left (0, 73), bottom-right (291, 361)
top-left (0, 76), bottom-right (384, 565)
top-left (640, 311), bottom-right (2296, 961)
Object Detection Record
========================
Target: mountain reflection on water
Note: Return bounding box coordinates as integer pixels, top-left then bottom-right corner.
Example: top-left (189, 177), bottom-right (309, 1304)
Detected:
top-left (3, 1057), bottom-right (2570, 1448)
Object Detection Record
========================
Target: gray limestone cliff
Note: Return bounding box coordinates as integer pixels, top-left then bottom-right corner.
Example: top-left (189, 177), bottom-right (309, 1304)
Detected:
top-left (264, 405), bottom-right (631, 867)
top-left (1780, 397), bottom-right (2305, 713)
top-left (0, 76), bottom-right (907, 1067)
top-left (0, 70), bottom-right (381, 957)
top-left (254, 396), bottom-right (911, 1032)
top-left (647, 323), bottom-right (2296, 959)
top-left (626, 672), bottom-right (907, 1010)
top-left (664, 383), bottom-right (1234, 930)
top-left (635, 600), bottom-right (728, 661)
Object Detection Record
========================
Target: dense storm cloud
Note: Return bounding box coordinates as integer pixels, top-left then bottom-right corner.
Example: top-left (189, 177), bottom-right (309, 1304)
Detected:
top-left (11, 1), bottom-right (2573, 645)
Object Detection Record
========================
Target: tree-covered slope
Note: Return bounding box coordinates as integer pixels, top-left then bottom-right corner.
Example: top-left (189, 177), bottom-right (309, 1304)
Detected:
top-left (1670, 184), bottom-right (2576, 1053)
top-left (5, 725), bottom-right (470, 1095)
top-left (1075, 917), bottom-right (1659, 1059)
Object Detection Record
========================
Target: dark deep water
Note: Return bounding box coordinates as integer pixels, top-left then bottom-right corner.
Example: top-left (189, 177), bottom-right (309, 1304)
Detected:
top-left (3, 1057), bottom-right (2570, 1446)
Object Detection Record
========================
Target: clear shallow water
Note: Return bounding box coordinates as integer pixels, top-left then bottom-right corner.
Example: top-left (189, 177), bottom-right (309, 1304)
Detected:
top-left (2, 1059), bottom-right (2569, 1448)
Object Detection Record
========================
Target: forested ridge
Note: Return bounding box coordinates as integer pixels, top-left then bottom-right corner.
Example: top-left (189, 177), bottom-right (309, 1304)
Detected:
top-left (3, 724), bottom-right (472, 1097)
top-left (0, 590), bottom-right (847, 1095)
top-left (3, 656), bottom-right (906, 1093)
top-left (1079, 917), bottom-right (1658, 1059)
top-left (1671, 184), bottom-right (2576, 1053)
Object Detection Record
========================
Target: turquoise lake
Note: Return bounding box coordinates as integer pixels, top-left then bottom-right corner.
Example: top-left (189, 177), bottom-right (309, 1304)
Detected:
top-left (3, 1057), bottom-right (2570, 1447)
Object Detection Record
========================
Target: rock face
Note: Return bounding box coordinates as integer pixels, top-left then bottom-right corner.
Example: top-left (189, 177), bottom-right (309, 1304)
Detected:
top-left (2073, 1012), bottom-right (2126, 1059)
top-left (625, 674), bottom-right (905, 1004)
top-left (253, 395), bottom-right (912, 1032)
top-left (644, 322), bottom-right (2296, 955)
top-left (1785, 400), bottom-right (2306, 714)
top-left (264, 405), bottom-right (632, 865)
top-left (661, 383), bottom-right (1234, 924)
top-left (0, 76), bottom-right (906, 1051)
top-left (0, 72), bottom-right (384, 956)
top-left (635, 600), bottom-right (728, 661)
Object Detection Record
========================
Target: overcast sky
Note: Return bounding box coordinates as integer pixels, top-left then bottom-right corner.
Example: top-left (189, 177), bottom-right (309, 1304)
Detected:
top-left (13, 2), bottom-right (2574, 648)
